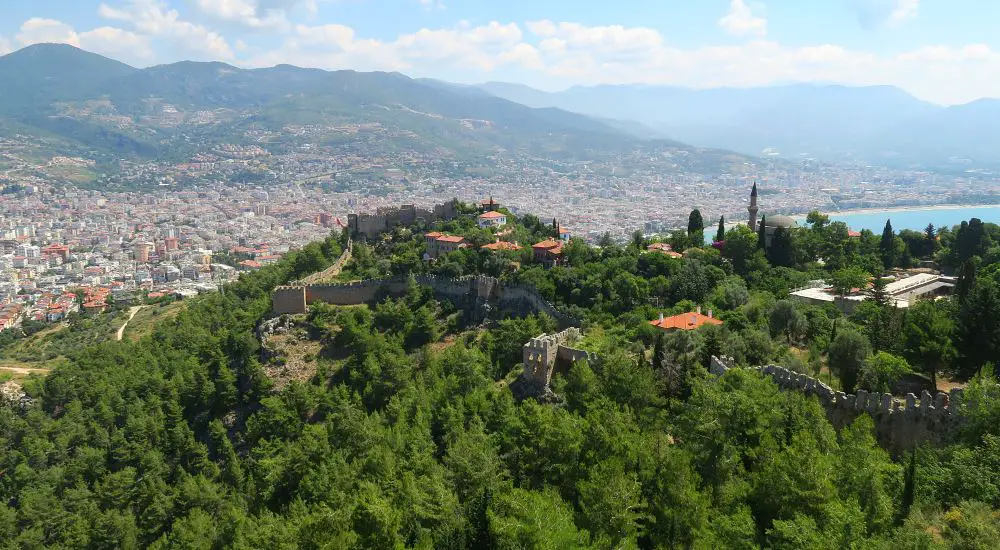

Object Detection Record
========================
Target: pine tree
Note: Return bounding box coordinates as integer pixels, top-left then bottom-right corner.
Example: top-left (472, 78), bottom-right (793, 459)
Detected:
top-left (868, 275), bottom-right (889, 307)
top-left (757, 215), bottom-right (767, 249)
top-left (715, 216), bottom-right (725, 242)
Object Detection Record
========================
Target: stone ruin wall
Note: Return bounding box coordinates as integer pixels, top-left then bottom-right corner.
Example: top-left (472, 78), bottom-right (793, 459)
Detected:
top-left (271, 274), bottom-right (581, 328)
top-left (349, 199), bottom-right (459, 238)
top-left (709, 356), bottom-right (964, 454)
top-left (521, 327), bottom-right (600, 390)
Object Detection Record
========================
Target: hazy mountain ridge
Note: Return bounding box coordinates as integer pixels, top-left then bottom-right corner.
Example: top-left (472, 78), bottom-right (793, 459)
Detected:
top-left (477, 81), bottom-right (1000, 169)
top-left (0, 43), bottom-right (729, 166)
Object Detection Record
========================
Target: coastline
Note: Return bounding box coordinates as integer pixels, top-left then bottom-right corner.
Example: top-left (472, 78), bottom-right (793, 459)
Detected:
top-left (810, 203), bottom-right (1000, 218)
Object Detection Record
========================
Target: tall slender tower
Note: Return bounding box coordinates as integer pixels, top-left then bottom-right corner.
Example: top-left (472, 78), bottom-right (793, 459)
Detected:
top-left (748, 181), bottom-right (759, 232)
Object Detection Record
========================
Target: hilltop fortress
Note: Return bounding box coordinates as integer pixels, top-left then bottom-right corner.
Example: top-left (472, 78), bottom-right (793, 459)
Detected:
top-left (348, 199), bottom-right (459, 238)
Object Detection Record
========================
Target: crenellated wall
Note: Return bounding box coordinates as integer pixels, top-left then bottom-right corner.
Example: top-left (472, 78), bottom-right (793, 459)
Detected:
top-left (272, 285), bottom-right (307, 315)
top-left (709, 356), bottom-right (965, 454)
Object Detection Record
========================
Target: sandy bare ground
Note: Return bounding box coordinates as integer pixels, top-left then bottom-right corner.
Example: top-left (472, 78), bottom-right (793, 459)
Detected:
top-left (0, 366), bottom-right (51, 376)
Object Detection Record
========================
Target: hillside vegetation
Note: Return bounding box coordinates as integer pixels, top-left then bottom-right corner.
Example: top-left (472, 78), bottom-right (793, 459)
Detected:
top-left (5, 206), bottom-right (1000, 547)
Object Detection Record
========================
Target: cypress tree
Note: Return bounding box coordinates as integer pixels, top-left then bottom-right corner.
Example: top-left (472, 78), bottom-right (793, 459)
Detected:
top-left (757, 215), bottom-right (767, 249)
top-left (652, 332), bottom-right (666, 370)
top-left (955, 258), bottom-right (977, 304)
top-left (688, 209), bottom-right (704, 245)
top-left (715, 216), bottom-right (725, 242)
top-left (880, 219), bottom-right (895, 268)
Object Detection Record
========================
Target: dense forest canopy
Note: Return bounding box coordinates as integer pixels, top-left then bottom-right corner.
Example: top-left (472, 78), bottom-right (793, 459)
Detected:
top-left (4, 205), bottom-right (1000, 548)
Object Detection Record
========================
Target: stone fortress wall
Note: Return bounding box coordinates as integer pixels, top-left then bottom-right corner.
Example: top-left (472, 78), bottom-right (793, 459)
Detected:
top-left (521, 327), bottom-right (600, 389)
top-left (709, 356), bottom-right (965, 454)
top-left (272, 274), bottom-right (580, 328)
top-left (348, 199), bottom-right (459, 238)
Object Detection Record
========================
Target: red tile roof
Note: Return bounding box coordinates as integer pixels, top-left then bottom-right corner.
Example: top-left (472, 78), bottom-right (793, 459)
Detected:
top-left (436, 235), bottom-right (466, 243)
top-left (424, 231), bottom-right (443, 238)
top-left (649, 312), bottom-right (723, 331)
top-left (478, 211), bottom-right (506, 219)
top-left (481, 241), bottom-right (521, 251)
top-left (533, 239), bottom-right (562, 250)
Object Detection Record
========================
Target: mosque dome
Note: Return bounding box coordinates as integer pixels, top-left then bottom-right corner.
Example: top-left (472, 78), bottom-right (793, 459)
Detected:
top-left (764, 215), bottom-right (797, 229)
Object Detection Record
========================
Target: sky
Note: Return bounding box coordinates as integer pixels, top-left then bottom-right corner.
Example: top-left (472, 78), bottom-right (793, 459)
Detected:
top-left (1, 0), bottom-right (999, 105)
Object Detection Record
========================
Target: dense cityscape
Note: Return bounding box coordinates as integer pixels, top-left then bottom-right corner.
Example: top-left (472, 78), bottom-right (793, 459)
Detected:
top-left (3, 121), bottom-right (1000, 334)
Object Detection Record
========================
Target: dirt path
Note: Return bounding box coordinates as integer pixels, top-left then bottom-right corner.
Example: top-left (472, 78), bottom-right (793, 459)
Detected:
top-left (116, 306), bottom-right (145, 341)
top-left (0, 366), bottom-right (51, 376)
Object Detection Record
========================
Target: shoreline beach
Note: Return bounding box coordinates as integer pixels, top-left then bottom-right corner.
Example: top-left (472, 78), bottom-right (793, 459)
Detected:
top-left (805, 202), bottom-right (1000, 219)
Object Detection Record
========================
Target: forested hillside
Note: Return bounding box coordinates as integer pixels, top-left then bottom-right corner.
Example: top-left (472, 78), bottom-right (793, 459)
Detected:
top-left (4, 207), bottom-right (1000, 548)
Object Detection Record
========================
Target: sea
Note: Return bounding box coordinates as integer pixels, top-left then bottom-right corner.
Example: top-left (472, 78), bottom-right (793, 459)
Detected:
top-left (808, 205), bottom-right (1000, 234)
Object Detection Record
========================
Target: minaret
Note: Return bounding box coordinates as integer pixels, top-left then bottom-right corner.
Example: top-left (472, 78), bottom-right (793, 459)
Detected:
top-left (748, 181), bottom-right (759, 232)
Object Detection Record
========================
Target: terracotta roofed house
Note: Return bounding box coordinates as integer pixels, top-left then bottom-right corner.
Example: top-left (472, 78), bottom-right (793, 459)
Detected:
top-left (533, 239), bottom-right (563, 267)
top-left (433, 235), bottom-right (468, 258)
top-left (481, 241), bottom-right (522, 252)
top-left (649, 308), bottom-right (722, 332)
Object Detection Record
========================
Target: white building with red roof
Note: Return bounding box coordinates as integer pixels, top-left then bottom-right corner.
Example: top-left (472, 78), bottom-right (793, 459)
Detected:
top-left (477, 210), bottom-right (507, 229)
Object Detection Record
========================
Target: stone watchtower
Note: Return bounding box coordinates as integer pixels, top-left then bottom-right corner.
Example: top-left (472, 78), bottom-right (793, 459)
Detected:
top-left (748, 181), bottom-right (759, 233)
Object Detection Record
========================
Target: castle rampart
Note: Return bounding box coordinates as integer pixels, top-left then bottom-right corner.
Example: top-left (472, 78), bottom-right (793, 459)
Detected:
top-left (270, 274), bottom-right (580, 328)
top-left (709, 356), bottom-right (964, 454)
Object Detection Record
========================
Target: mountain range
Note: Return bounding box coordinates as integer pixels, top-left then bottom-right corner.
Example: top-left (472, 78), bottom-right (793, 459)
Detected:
top-left (0, 43), bottom-right (726, 169)
top-left (4, 43), bottom-right (996, 174)
top-left (476, 81), bottom-right (1000, 170)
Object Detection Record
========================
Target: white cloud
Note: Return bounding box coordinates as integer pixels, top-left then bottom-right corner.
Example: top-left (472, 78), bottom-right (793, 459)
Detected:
top-left (99, 0), bottom-right (234, 60)
top-left (13, 17), bottom-right (153, 63)
top-left (851, 0), bottom-right (919, 29)
top-left (241, 19), bottom-right (1000, 104)
top-left (526, 20), bottom-right (662, 62)
top-left (419, 0), bottom-right (446, 10)
top-left (79, 26), bottom-right (155, 61)
top-left (190, 0), bottom-right (307, 30)
top-left (10, 10), bottom-right (996, 106)
top-left (718, 0), bottom-right (767, 37)
top-left (0, 35), bottom-right (11, 55)
top-left (251, 21), bottom-right (531, 73)
top-left (888, 0), bottom-right (920, 25)
top-left (16, 18), bottom-right (81, 47)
